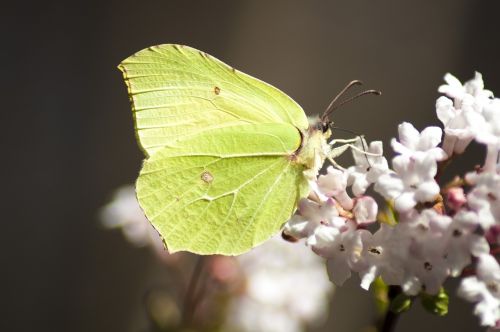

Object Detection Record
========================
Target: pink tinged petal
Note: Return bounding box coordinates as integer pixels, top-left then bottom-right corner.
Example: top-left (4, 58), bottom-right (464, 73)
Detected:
top-left (446, 187), bottom-right (467, 210)
top-left (395, 191), bottom-right (417, 212)
top-left (353, 196), bottom-right (378, 225)
top-left (336, 193), bottom-right (354, 210)
top-left (485, 225), bottom-right (500, 246)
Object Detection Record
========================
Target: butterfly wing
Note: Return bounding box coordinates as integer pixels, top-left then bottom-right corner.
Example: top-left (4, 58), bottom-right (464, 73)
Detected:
top-left (137, 123), bottom-right (309, 255)
top-left (118, 44), bottom-right (309, 156)
top-left (119, 44), bottom-right (311, 255)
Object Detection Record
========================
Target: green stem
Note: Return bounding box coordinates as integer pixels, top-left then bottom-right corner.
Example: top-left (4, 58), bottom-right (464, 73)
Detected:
top-left (378, 286), bottom-right (402, 332)
top-left (182, 256), bottom-right (205, 326)
top-left (380, 309), bottom-right (400, 332)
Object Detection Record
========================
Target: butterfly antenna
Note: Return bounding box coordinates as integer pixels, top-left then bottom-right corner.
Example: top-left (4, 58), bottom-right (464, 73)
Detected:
top-left (321, 82), bottom-right (381, 123)
top-left (321, 80), bottom-right (363, 122)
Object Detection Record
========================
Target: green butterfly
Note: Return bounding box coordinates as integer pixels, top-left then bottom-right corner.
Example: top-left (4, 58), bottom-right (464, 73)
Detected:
top-left (119, 44), bottom-right (363, 255)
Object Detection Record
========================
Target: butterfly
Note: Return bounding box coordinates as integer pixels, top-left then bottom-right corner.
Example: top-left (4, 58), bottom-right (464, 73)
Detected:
top-left (118, 44), bottom-right (377, 255)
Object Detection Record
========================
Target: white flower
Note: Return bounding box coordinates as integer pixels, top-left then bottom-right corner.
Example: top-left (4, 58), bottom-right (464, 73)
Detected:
top-left (356, 224), bottom-right (406, 290)
top-left (442, 211), bottom-right (490, 277)
top-left (284, 198), bottom-right (346, 241)
top-left (375, 154), bottom-right (440, 212)
top-left (391, 122), bottom-right (447, 161)
top-left (321, 228), bottom-right (364, 286)
top-left (458, 254), bottom-right (500, 327)
top-left (436, 96), bottom-right (483, 155)
top-left (317, 166), bottom-right (353, 209)
top-left (346, 139), bottom-right (389, 196)
top-left (225, 236), bottom-right (334, 332)
top-left (475, 99), bottom-right (500, 146)
top-left (466, 171), bottom-right (500, 230)
top-left (438, 72), bottom-right (493, 109)
top-left (100, 185), bottom-right (165, 253)
top-left (352, 196), bottom-right (378, 225)
top-left (474, 99), bottom-right (500, 172)
top-left (395, 209), bottom-right (450, 295)
top-left (437, 72), bottom-right (498, 160)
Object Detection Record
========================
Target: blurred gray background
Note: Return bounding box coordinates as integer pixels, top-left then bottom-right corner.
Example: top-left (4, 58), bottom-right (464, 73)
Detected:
top-left (4, 0), bottom-right (499, 331)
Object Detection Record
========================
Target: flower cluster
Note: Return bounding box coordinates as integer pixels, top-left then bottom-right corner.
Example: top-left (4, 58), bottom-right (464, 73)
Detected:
top-left (101, 186), bottom-right (333, 332)
top-left (224, 236), bottom-right (333, 332)
top-left (285, 73), bottom-right (500, 328)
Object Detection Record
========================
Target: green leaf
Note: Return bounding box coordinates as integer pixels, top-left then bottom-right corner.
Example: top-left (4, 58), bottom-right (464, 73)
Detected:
top-left (420, 288), bottom-right (449, 316)
top-left (378, 201), bottom-right (399, 226)
top-left (389, 293), bottom-right (412, 314)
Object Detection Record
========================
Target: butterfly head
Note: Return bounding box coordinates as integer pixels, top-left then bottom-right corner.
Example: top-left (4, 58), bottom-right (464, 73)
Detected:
top-left (314, 120), bottom-right (332, 134)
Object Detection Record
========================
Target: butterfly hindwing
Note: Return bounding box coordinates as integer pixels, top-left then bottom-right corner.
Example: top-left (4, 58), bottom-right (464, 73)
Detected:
top-left (137, 123), bottom-right (309, 255)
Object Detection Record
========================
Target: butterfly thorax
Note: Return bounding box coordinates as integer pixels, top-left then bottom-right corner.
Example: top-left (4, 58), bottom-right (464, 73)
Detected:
top-left (294, 124), bottom-right (331, 180)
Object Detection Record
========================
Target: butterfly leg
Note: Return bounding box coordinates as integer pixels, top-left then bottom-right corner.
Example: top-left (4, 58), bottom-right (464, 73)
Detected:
top-left (327, 144), bottom-right (351, 170)
top-left (330, 137), bottom-right (381, 157)
top-left (328, 137), bottom-right (363, 147)
top-left (327, 137), bottom-right (382, 169)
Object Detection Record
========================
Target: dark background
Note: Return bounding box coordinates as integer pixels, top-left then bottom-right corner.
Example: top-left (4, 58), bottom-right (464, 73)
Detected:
top-left (4, 1), bottom-right (499, 331)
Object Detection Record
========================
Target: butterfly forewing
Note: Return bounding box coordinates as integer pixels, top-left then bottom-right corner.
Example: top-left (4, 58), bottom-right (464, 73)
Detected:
top-left (119, 44), bottom-right (309, 156)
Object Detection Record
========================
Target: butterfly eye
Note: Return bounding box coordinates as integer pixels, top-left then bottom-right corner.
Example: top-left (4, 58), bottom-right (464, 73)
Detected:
top-left (322, 123), bottom-right (330, 133)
